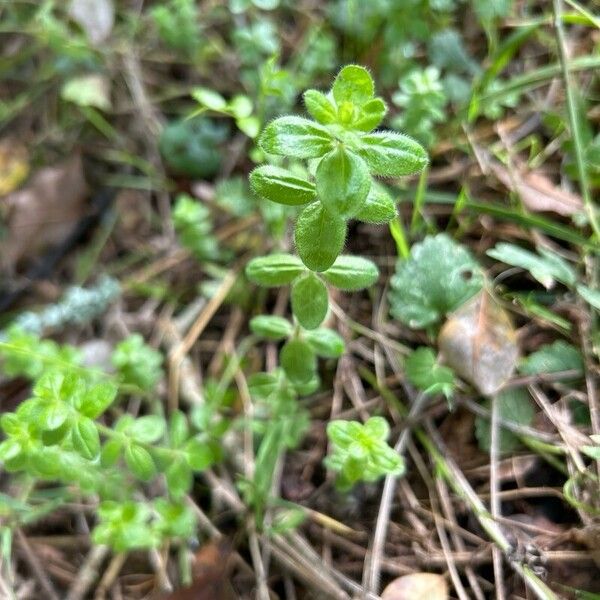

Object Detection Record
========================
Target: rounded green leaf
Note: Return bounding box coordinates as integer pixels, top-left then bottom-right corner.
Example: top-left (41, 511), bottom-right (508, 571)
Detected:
top-left (125, 444), bottom-right (156, 481)
top-left (303, 89), bottom-right (337, 124)
top-left (355, 184), bottom-right (396, 223)
top-left (79, 382), bottom-right (118, 419)
top-left (165, 459), bottom-right (193, 497)
top-left (322, 256), bottom-right (379, 290)
top-left (316, 148), bottom-right (371, 218)
top-left (295, 203), bottom-right (346, 272)
top-left (184, 439), bottom-right (215, 470)
top-left (280, 339), bottom-right (316, 384)
top-left (304, 328), bottom-right (345, 358)
top-left (291, 273), bottom-right (328, 330)
top-left (248, 371), bottom-right (280, 400)
top-left (246, 254), bottom-right (305, 286)
top-left (192, 87), bottom-right (227, 111)
top-left (249, 315), bottom-right (293, 340)
top-left (1, 414), bottom-right (21, 436)
top-left (0, 439), bottom-right (21, 462)
top-left (101, 439), bottom-right (123, 467)
top-left (72, 417), bottom-right (100, 460)
top-left (353, 98), bottom-right (387, 132)
top-left (40, 402), bottom-right (69, 431)
top-left (357, 132), bottom-right (428, 177)
top-left (128, 415), bottom-right (166, 444)
top-left (332, 65), bottom-right (374, 106)
top-left (250, 165), bottom-right (315, 206)
top-left (292, 374), bottom-right (320, 396)
top-left (363, 416), bottom-right (390, 440)
top-left (169, 410), bottom-right (189, 448)
top-left (259, 116), bottom-right (333, 158)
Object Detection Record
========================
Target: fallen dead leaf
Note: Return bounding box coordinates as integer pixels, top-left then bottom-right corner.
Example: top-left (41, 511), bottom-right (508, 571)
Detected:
top-left (490, 161), bottom-right (583, 216)
top-left (439, 291), bottom-right (519, 396)
top-left (0, 155), bottom-right (88, 272)
top-left (158, 540), bottom-right (235, 600)
top-left (381, 572), bottom-right (448, 600)
top-left (68, 0), bottom-right (114, 46)
top-left (0, 139), bottom-right (29, 196)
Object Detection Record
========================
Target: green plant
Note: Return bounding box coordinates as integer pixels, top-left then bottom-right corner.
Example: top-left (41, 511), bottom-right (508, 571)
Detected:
top-left (392, 66), bottom-right (448, 147)
top-left (159, 117), bottom-right (227, 179)
top-left (0, 332), bottom-right (220, 551)
top-left (111, 334), bottom-right (164, 392)
top-left (389, 234), bottom-right (484, 330)
top-left (405, 346), bottom-right (455, 399)
top-left (325, 417), bottom-right (405, 491)
top-left (246, 65), bottom-right (427, 494)
top-left (172, 193), bottom-right (223, 262)
top-left (0, 327), bottom-right (82, 380)
top-left (151, 0), bottom-right (201, 57)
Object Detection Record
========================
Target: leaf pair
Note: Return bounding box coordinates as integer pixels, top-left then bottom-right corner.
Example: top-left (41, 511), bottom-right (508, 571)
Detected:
top-left (246, 253), bottom-right (379, 329)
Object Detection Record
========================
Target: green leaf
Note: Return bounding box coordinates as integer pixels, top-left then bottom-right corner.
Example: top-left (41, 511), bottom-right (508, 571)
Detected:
top-left (303, 89), bottom-right (337, 124)
top-left (237, 115), bottom-right (260, 138)
top-left (39, 402), bottom-right (69, 431)
top-left (332, 65), bottom-right (374, 106)
top-left (291, 273), bottom-right (328, 330)
top-left (250, 166), bottom-right (316, 206)
top-left (519, 341), bottom-right (583, 379)
top-left (295, 203), bottom-right (346, 272)
top-left (0, 439), bottom-right (21, 462)
top-left (316, 148), bottom-right (371, 218)
top-left (292, 375), bottom-right (320, 396)
top-left (356, 132), bottom-right (428, 177)
top-left (248, 372), bottom-right (280, 400)
top-left (322, 256), bottom-right (379, 290)
top-left (581, 445), bottom-right (600, 460)
top-left (228, 94), bottom-right (253, 118)
top-left (128, 416), bottom-right (166, 443)
top-left (577, 284), bottom-right (600, 311)
top-left (259, 116), bottom-right (333, 158)
top-left (405, 347), bottom-right (455, 398)
top-left (101, 439), bottom-right (123, 467)
top-left (124, 444), bottom-right (157, 481)
top-left (475, 388), bottom-right (535, 454)
top-left (250, 315), bottom-right (294, 340)
top-left (169, 410), bottom-right (189, 448)
top-left (487, 243), bottom-right (576, 288)
top-left (112, 334), bottom-right (163, 391)
top-left (184, 439), bottom-right (215, 470)
top-left (353, 98), bottom-right (387, 132)
top-left (304, 328), bottom-right (345, 358)
top-left (246, 254), bottom-right (305, 286)
top-left (280, 339), bottom-right (316, 384)
top-left (72, 417), bottom-right (100, 460)
top-left (165, 458), bottom-right (193, 496)
top-left (192, 87), bottom-right (227, 111)
top-left (355, 183), bottom-right (396, 223)
top-left (78, 382), bottom-right (117, 419)
top-left (154, 499), bottom-right (196, 538)
top-left (0, 414), bottom-right (21, 436)
top-left (363, 416), bottom-right (390, 440)
top-left (389, 234), bottom-right (484, 329)
top-left (325, 416), bottom-right (404, 490)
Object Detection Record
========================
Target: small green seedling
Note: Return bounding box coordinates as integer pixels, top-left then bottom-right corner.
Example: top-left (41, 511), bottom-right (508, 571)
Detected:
top-left (111, 334), bottom-right (164, 392)
top-left (325, 417), bottom-right (405, 491)
top-left (247, 65), bottom-right (427, 493)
